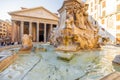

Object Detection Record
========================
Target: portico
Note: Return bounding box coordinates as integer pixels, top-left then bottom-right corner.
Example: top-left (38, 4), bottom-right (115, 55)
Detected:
top-left (9, 7), bottom-right (58, 42)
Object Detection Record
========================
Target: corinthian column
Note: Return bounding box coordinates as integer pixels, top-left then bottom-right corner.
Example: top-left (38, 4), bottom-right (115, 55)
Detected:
top-left (11, 20), bottom-right (15, 42)
top-left (29, 22), bottom-right (32, 35)
top-left (44, 23), bottom-right (46, 42)
top-left (37, 22), bottom-right (39, 42)
top-left (21, 21), bottom-right (24, 40)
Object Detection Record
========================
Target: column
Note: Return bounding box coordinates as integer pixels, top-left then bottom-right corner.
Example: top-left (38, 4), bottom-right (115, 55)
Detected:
top-left (21, 21), bottom-right (24, 39)
top-left (11, 20), bottom-right (15, 42)
top-left (44, 23), bottom-right (46, 42)
top-left (17, 22), bottom-right (20, 41)
top-left (37, 22), bottom-right (39, 42)
top-left (29, 22), bottom-right (32, 35)
top-left (15, 21), bottom-right (19, 42)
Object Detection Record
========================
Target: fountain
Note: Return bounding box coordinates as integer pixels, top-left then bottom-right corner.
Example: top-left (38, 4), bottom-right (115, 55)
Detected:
top-left (19, 34), bottom-right (33, 54)
top-left (50, 0), bottom-right (100, 51)
top-left (1, 0), bottom-right (120, 80)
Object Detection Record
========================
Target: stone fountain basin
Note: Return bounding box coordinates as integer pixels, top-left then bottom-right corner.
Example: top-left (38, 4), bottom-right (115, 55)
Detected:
top-left (0, 51), bottom-right (18, 72)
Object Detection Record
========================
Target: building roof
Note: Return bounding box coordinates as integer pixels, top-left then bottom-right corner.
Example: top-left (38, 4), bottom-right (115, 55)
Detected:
top-left (9, 6), bottom-right (59, 21)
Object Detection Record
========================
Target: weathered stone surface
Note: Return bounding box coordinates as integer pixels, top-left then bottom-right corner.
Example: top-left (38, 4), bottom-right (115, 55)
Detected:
top-left (50, 0), bottom-right (100, 51)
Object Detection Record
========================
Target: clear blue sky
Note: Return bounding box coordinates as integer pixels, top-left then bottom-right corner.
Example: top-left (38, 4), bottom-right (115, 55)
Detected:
top-left (0, 0), bottom-right (85, 20)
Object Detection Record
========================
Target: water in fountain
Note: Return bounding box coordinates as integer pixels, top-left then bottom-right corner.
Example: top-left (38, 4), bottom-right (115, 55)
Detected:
top-left (0, 44), bottom-right (120, 80)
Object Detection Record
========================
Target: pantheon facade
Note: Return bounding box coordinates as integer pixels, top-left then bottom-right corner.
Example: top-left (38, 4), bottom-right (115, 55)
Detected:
top-left (9, 7), bottom-right (58, 42)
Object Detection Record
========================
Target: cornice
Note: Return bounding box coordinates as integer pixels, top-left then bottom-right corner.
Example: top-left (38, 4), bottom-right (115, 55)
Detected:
top-left (11, 14), bottom-right (59, 22)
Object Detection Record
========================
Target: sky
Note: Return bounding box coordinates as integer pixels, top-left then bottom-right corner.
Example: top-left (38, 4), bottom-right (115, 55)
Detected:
top-left (0, 0), bottom-right (85, 20)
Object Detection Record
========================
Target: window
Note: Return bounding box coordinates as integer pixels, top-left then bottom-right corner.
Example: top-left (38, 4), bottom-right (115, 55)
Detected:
top-left (101, 19), bottom-right (104, 24)
top-left (102, 1), bottom-right (106, 8)
top-left (117, 4), bottom-right (120, 11)
top-left (116, 33), bottom-right (120, 37)
top-left (3, 24), bottom-right (5, 26)
top-left (116, 14), bottom-right (120, 21)
top-left (91, 2), bottom-right (93, 7)
top-left (3, 30), bottom-right (6, 32)
top-left (117, 25), bottom-right (120, 30)
top-left (102, 10), bottom-right (106, 17)
top-left (116, 33), bottom-right (120, 43)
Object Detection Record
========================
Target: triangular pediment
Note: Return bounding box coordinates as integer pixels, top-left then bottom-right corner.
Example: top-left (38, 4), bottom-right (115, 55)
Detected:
top-left (9, 7), bottom-right (58, 20)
